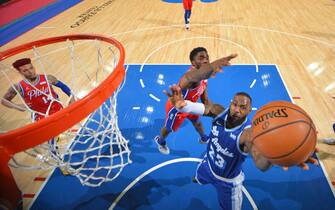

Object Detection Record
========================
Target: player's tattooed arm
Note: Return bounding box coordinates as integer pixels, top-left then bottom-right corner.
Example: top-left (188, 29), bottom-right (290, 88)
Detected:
top-left (48, 75), bottom-right (74, 104)
top-left (1, 85), bottom-right (26, 111)
top-left (47, 75), bottom-right (58, 85)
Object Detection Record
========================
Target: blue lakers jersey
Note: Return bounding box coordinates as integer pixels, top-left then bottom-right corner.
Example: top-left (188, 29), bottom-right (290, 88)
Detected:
top-left (206, 108), bottom-right (251, 179)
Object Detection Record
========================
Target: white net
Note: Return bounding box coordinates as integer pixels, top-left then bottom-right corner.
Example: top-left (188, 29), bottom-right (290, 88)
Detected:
top-left (0, 36), bottom-right (131, 186)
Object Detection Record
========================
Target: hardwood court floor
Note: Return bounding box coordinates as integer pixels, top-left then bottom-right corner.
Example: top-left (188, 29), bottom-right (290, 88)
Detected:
top-left (0, 0), bottom-right (334, 208)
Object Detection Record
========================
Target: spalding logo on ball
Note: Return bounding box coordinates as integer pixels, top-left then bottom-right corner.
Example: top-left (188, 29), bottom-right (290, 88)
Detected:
top-left (252, 101), bottom-right (317, 166)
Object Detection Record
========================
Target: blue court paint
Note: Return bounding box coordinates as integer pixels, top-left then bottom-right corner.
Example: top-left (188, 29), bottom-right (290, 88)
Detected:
top-left (31, 65), bottom-right (335, 210)
top-left (0, 0), bottom-right (82, 46)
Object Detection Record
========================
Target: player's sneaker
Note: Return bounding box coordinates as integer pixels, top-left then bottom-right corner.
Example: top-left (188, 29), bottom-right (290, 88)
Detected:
top-left (199, 135), bottom-right (209, 144)
top-left (154, 136), bottom-right (170, 155)
top-left (323, 138), bottom-right (335, 145)
top-left (185, 23), bottom-right (190, 30)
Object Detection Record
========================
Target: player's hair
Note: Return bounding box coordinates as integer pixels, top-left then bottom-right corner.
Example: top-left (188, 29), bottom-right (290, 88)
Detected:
top-left (12, 58), bottom-right (31, 70)
top-left (235, 92), bottom-right (252, 104)
top-left (189, 47), bottom-right (207, 62)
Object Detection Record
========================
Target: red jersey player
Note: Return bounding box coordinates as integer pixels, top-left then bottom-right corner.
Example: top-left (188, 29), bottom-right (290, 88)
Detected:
top-left (154, 47), bottom-right (238, 154)
top-left (1, 58), bottom-right (74, 121)
top-left (183, 0), bottom-right (193, 30)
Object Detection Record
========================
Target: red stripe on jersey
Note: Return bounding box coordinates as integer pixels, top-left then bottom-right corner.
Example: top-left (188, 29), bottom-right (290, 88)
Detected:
top-left (183, 80), bottom-right (208, 102)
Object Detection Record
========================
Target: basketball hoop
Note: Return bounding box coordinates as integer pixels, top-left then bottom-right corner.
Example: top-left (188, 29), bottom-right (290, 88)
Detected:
top-left (0, 34), bottom-right (131, 209)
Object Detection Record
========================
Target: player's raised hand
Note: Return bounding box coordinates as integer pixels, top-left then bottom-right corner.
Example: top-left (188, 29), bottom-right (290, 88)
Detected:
top-left (163, 84), bottom-right (186, 109)
top-left (221, 53), bottom-right (238, 66)
top-left (282, 148), bottom-right (319, 171)
top-left (210, 54), bottom-right (238, 77)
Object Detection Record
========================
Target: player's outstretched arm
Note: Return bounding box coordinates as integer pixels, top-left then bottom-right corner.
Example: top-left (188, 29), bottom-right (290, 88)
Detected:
top-left (164, 84), bottom-right (224, 118)
top-left (241, 128), bottom-right (319, 171)
top-left (240, 128), bottom-right (273, 172)
top-left (179, 54), bottom-right (238, 89)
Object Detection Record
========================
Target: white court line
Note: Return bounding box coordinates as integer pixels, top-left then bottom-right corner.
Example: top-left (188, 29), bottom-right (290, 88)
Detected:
top-left (139, 79), bottom-right (145, 88)
top-left (125, 64), bottom-right (129, 73)
top-left (149, 94), bottom-right (160, 102)
top-left (28, 167), bottom-right (56, 209)
top-left (250, 79), bottom-right (257, 88)
top-left (26, 21), bottom-right (335, 208)
top-left (138, 36), bottom-right (259, 75)
top-left (132, 107), bottom-right (140, 110)
top-left (275, 64), bottom-right (335, 197)
top-left (316, 153), bottom-right (335, 197)
top-left (109, 158), bottom-right (258, 210)
top-left (274, 64), bottom-right (294, 103)
top-left (109, 23), bottom-right (335, 49)
top-left (252, 107), bottom-right (258, 111)
top-left (138, 36), bottom-right (259, 102)
top-left (115, 22), bottom-right (334, 205)
top-left (20, 24), bottom-right (334, 75)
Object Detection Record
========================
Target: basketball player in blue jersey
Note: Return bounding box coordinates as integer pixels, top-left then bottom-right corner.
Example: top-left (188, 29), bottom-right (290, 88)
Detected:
top-left (164, 63), bottom-right (319, 209)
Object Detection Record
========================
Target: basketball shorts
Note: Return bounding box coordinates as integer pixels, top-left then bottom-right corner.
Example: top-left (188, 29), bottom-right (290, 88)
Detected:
top-left (195, 158), bottom-right (245, 210)
top-left (32, 101), bottom-right (63, 122)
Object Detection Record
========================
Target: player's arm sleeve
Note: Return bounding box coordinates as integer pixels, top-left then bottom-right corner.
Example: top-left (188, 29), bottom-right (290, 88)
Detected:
top-left (54, 80), bottom-right (72, 96)
top-left (177, 100), bottom-right (205, 115)
top-left (177, 100), bottom-right (224, 118)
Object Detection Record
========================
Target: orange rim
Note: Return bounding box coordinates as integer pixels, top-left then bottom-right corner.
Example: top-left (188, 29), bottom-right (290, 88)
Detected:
top-left (0, 34), bottom-right (125, 155)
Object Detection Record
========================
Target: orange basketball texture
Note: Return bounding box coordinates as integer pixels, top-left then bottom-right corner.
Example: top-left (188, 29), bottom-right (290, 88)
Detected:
top-left (251, 101), bottom-right (317, 166)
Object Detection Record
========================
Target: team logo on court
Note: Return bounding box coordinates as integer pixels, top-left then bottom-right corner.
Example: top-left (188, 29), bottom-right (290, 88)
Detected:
top-left (70, 0), bottom-right (115, 28)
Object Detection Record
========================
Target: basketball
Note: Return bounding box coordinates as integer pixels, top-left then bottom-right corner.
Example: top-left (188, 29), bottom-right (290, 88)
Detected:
top-left (251, 101), bottom-right (317, 166)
